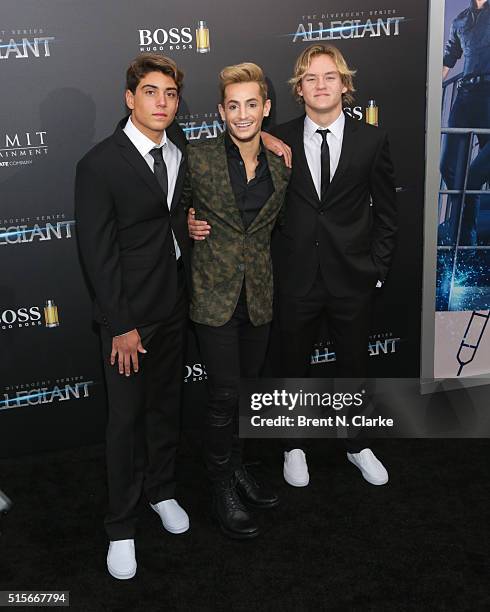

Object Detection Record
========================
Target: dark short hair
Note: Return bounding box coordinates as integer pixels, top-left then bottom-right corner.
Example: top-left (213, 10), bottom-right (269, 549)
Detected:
top-left (126, 53), bottom-right (184, 94)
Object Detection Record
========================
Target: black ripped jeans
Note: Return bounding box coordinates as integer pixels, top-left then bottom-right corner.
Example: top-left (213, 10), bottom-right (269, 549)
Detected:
top-left (194, 289), bottom-right (270, 482)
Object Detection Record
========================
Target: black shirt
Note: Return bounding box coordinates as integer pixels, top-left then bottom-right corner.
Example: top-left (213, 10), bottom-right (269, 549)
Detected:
top-left (225, 132), bottom-right (274, 230)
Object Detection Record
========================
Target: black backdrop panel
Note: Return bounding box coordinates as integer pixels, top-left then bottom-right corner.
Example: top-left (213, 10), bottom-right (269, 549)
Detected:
top-left (0, 1), bottom-right (428, 457)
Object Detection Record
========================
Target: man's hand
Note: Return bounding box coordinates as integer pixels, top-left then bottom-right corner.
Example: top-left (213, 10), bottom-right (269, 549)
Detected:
top-left (111, 329), bottom-right (147, 376)
top-left (188, 208), bottom-right (211, 241)
top-left (261, 132), bottom-right (292, 168)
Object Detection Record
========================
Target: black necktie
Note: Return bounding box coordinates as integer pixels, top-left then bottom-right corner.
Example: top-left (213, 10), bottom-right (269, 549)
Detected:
top-left (316, 129), bottom-right (330, 202)
top-left (149, 147), bottom-right (168, 202)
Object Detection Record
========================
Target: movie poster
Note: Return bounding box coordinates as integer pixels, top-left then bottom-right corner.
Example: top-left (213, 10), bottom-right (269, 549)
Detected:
top-left (434, 0), bottom-right (490, 378)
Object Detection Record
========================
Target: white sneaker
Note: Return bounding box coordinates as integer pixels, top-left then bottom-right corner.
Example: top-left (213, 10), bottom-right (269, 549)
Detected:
top-left (150, 499), bottom-right (189, 534)
top-left (107, 539), bottom-right (136, 580)
top-left (283, 449), bottom-right (310, 487)
top-left (0, 490), bottom-right (12, 513)
top-left (347, 448), bottom-right (389, 485)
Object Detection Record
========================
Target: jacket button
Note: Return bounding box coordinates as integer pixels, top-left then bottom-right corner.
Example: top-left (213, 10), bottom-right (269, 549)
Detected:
top-left (170, 249), bottom-right (175, 256)
top-left (315, 241), bottom-right (319, 247)
top-left (319, 209), bottom-right (325, 215)
top-left (238, 263), bottom-right (245, 271)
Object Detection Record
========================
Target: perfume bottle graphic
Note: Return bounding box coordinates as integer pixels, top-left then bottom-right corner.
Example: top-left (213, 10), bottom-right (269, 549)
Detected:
top-left (44, 299), bottom-right (59, 328)
top-left (196, 20), bottom-right (210, 53)
top-left (366, 99), bottom-right (378, 126)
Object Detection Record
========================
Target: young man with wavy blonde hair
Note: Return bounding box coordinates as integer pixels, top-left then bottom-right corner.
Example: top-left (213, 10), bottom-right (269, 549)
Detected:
top-left (270, 43), bottom-right (397, 488)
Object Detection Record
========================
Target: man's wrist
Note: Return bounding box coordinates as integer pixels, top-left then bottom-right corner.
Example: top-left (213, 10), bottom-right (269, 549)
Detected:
top-left (113, 328), bottom-right (136, 339)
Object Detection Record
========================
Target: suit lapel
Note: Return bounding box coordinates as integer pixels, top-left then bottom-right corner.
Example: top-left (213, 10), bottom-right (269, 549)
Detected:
top-left (325, 114), bottom-right (357, 203)
top-left (289, 116), bottom-right (320, 208)
top-left (167, 123), bottom-right (187, 211)
top-left (113, 120), bottom-right (164, 203)
top-left (210, 135), bottom-right (245, 232)
top-left (247, 150), bottom-right (289, 232)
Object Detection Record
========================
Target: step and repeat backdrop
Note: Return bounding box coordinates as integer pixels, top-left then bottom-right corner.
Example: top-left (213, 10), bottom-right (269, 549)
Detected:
top-left (0, 0), bottom-right (428, 457)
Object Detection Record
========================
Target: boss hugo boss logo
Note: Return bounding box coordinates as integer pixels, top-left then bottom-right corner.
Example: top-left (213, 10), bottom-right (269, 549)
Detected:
top-left (138, 20), bottom-right (211, 53)
top-left (184, 363), bottom-right (207, 383)
top-left (138, 26), bottom-right (192, 51)
top-left (0, 306), bottom-right (42, 329)
top-left (343, 106), bottom-right (363, 121)
top-left (0, 300), bottom-right (60, 330)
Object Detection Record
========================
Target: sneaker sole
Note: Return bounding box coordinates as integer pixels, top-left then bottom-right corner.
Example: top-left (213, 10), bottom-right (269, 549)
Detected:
top-left (162, 523), bottom-right (189, 534)
top-left (347, 455), bottom-right (388, 486)
top-left (150, 504), bottom-right (189, 534)
top-left (107, 564), bottom-right (137, 580)
top-left (283, 469), bottom-right (310, 487)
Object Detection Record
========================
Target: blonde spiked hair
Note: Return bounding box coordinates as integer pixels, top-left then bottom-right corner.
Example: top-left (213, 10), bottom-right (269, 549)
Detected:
top-left (219, 62), bottom-right (268, 103)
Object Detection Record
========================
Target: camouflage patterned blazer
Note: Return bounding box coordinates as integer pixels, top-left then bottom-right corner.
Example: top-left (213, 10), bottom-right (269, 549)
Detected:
top-left (186, 132), bottom-right (290, 327)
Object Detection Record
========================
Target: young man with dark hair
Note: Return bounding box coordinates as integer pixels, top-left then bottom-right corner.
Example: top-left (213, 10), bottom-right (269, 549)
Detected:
top-left (189, 44), bottom-right (397, 489)
top-left (75, 53), bottom-right (191, 579)
top-left (185, 63), bottom-right (290, 539)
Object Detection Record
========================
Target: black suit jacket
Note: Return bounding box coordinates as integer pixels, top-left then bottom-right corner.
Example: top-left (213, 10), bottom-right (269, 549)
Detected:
top-left (272, 113), bottom-right (397, 298)
top-left (75, 118), bottom-right (191, 336)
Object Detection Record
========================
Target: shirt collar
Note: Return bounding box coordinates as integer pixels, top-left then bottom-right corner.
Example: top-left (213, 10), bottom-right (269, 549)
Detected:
top-left (124, 116), bottom-right (167, 158)
top-left (304, 111), bottom-right (345, 141)
top-left (224, 131), bottom-right (265, 159)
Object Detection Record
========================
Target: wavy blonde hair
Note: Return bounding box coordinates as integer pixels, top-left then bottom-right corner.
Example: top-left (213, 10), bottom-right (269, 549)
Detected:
top-left (289, 44), bottom-right (356, 106)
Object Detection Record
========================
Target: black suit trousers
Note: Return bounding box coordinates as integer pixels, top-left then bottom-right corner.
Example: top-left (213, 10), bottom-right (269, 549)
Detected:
top-left (277, 269), bottom-right (373, 453)
top-left (101, 271), bottom-right (187, 541)
top-left (195, 291), bottom-right (270, 482)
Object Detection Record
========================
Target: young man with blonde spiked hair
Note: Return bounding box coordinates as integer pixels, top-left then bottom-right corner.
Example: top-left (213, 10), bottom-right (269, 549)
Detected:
top-left (184, 62), bottom-right (290, 539)
top-left (190, 44), bottom-right (398, 489)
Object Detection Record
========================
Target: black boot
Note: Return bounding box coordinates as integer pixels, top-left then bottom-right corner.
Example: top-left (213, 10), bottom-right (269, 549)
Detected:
top-left (213, 478), bottom-right (260, 539)
top-left (234, 466), bottom-right (279, 509)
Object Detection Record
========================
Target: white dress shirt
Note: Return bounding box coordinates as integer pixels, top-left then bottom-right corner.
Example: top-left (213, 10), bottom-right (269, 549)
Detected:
top-left (123, 116), bottom-right (181, 259)
top-left (303, 111), bottom-right (345, 200)
top-left (303, 111), bottom-right (382, 288)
